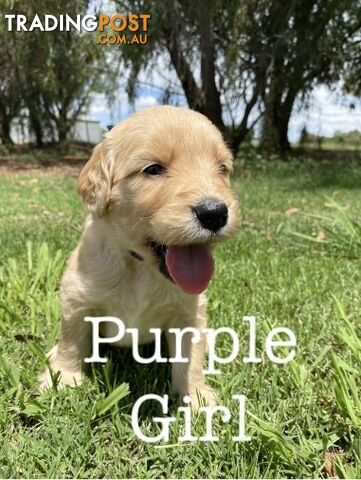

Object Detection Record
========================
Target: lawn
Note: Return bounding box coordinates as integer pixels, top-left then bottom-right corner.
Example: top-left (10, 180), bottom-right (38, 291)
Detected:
top-left (0, 149), bottom-right (361, 478)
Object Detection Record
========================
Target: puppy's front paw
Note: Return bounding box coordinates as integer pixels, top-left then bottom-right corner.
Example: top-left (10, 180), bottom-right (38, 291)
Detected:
top-left (38, 344), bottom-right (84, 391)
top-left (38, 368), bottom-right (83, 391)
top-left (182, 385), bottom-right (219, 410)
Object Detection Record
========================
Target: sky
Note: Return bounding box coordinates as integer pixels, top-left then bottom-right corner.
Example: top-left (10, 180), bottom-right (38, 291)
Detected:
top-left (89, 84), bottom-right (361, 143)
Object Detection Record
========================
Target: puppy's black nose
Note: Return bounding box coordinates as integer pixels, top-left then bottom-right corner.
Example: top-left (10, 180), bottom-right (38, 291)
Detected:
top-left (194, 199), bottom-right (228, 232)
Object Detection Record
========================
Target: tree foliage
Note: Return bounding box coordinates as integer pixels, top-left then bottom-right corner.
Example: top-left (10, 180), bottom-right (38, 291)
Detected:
top-left (253, 0), bottom-right (361, 151)
top-left (0, 2), bottom-right (22, 144)
top-left (116, 0), bottom-right (258, 150)
top-left (116, 0), bottom-right (361, 153)
top-left (0, 0), bottom-right (359, 150)
top-left (0, 0), bottom-right (113, 145)
top-left (343, 3), bottom-right (361, 99)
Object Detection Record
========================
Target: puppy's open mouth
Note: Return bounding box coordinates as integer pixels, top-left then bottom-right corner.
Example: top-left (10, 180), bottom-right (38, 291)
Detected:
top-left (149, 241), bottom-right (214, 295)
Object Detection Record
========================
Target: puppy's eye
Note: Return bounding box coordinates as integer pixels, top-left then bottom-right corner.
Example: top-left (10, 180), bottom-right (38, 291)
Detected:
top-left (143, 164), bottom-right (166, 176)
top-left (219, 163), bottom-right (229, 175)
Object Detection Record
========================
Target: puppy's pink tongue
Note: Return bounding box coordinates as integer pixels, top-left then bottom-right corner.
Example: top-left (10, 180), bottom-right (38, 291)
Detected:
top-left (165, 245), bottom-right (214, 294)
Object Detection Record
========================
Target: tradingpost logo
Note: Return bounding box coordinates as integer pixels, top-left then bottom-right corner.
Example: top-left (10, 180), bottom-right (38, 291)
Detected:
top-left (96, 14), bottom-right (150, 45)
top-left (4, 13), bottom-right (151, 45)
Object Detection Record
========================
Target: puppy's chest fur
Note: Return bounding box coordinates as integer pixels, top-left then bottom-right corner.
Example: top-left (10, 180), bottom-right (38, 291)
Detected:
top-left (66, 236), bottom-right (199, 347)
top-left (100, 273), bottom-right (185, 346)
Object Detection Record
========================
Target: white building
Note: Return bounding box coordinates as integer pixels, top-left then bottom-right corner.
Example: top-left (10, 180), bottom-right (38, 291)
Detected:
top-left (69, 116), bottom-right (104, 144)
top-left (10, 114), bottom-right (104, 144)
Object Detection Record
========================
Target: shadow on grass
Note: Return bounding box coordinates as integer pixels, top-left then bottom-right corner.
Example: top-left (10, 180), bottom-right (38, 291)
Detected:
top-left (92, 340), bottom-right (174, 419)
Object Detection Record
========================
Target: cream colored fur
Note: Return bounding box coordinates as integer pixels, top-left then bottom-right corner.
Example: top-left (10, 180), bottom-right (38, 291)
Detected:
top-left (38, 106), bottom-right (239, 408)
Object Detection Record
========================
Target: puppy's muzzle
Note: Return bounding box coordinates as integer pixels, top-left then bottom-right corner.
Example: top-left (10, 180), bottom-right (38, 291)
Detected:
top-left (194, 198), bottom-right (228, 232)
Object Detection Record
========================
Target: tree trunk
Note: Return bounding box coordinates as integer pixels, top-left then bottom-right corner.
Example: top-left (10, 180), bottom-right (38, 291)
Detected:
top-left (163, 0), bottom-right (225, 132)
top-left (260, 90), bottom-right (280, 153)
top-left (58, 126), bottom-right (67, 142)
top-left (0, 116), bottom-right (13, 145)
top-left (29, 111), bottom-right (44, 147)
top-left (260, 81), bottom-right (296, 153)
top-left (197, 0), bottom-right (225, 132)
top-left (261, 106), bottom-right (294, 153)
top-left (162, 11), bottom-right (203, 113)
top-left (261, 109), bottom-right (292, 153)
top-left (260, 114), bottom-right (278, 152)
top-left (0, 101), bottom-right (14, 145)
top-left (229, 88), bottom-right (259, 153)
top-left (278, 119), bottom-right (290, 151)
top-left (278, 89), bottom-right (297, 151)
top-left (57, 111), bottom-right (69, 142)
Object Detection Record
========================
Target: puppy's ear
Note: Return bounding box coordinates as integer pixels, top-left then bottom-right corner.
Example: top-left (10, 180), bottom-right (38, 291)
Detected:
top-left (77, 143), bottom-right (113, 216)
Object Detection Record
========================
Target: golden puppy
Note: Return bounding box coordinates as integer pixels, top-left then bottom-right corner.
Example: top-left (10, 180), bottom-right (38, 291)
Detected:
top-left (39, 106), bottom-right (239, 407)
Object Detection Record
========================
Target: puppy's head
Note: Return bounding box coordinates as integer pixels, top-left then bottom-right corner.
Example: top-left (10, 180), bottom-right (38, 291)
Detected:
top-left (78, 106), bottom-right (239, 294)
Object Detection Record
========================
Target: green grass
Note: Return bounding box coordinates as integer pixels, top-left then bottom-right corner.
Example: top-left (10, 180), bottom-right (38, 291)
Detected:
top-left (1, 151), bottom-right (361, 478)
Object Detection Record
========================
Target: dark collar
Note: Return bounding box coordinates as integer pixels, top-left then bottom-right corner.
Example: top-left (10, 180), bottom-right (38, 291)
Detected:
top-left (130, 250), bottom-right (144, 261)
